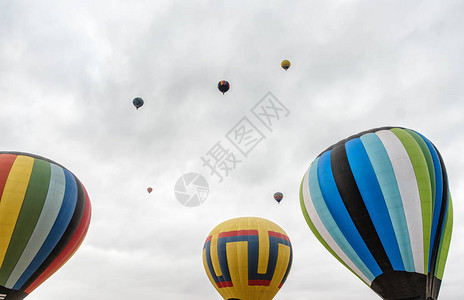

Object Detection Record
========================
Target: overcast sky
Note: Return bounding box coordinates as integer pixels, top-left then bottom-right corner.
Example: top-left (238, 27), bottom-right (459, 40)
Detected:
top-left (1, 0), bottom-right (463, 299)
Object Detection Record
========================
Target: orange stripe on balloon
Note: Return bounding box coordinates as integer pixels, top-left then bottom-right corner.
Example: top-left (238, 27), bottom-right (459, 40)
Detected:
top-left (0, 155), bottom-right (17, 201)
top-left (25, 188), bottom-right (91, 294)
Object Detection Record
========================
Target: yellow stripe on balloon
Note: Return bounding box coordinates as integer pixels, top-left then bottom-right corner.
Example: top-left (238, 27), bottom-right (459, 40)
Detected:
top-left (0, 155), bottom-right (34, 267)
top-left (269, 243), bottom-right (292, 296)
top-left (210, 234), bottom-right (221, 277)
top-left (257, 225), bottom-right (269, 274)
top-left (226, 241), bottom-right (248, 299)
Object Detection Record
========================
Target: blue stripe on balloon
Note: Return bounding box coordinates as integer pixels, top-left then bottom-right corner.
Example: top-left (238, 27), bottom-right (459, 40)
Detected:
top-left (317, 151), bottom-right (382, 277)
top-left (414, 132), bottom-right (443, 272)
top-left (308, 157), bottom-right (375, 281)
top-left (361, 133), bottom-right (414, 272)
top-left (345, 138), bottom-right (405, 271)
top-left (13, 168), bottom-right (78, 290)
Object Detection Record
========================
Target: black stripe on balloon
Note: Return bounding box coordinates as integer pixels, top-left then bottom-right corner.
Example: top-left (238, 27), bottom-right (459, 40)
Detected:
top-left (21, 177), bottom-right (87, 291)
top-left (427, 145), bottom-right (449, 300)
top-left (330, 143), bottom-right (393, 273)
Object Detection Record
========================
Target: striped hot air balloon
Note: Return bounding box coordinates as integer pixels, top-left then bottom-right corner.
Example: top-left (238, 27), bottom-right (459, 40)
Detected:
top-left (300, 127), bottom-right (453, 300)
top-left (202, 217), bottom-right (293, 300)
top-left (0, 152), bottom-right (91, 300)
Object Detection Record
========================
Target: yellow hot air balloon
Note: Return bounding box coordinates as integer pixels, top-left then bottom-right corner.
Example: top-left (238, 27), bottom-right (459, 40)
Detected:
top-left (202, 217), bottom-right (293, 300)
top-left (281, 60), bottom-right (291, 71)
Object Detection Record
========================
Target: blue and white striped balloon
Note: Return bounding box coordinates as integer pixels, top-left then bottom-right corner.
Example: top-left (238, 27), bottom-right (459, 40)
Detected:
top-left (300, 127), bottom-right (453, 300)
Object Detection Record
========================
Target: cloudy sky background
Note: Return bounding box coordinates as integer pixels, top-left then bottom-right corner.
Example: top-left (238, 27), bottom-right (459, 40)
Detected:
top-left (1, 0), bottom-right (463, 299)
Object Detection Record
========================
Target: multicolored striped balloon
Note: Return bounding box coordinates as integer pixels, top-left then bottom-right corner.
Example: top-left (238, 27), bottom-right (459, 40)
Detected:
top-left (218, 80), bottom-right (230, 94)
top-left (300, 127), bottom-right (453, 299)
top-left (202, 217), bottom-right (293, 300)
top-left (0, 152), bottom-right (91, 300)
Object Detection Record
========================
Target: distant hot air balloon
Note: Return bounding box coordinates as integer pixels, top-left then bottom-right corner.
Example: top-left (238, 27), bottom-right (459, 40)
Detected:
top-left (300, 127), bottom-right (453, 300)
top-left (202, 217), bottom-right (293, 300)
top-left (274, 192), bottom-right (284, 203)
top-left (133, 97), bottom-right (144, 110)
top-left (0, 151), bottom-right (91, 300)
top-left (147, 187), bottom-right (153, 193)
top-left (281, 60), bottom-right (291, 71)
top-left (218, 80), bottom-right (230, 95)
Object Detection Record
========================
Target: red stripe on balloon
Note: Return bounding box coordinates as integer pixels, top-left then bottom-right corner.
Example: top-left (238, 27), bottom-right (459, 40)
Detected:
top-left (25, 188), bottom-right (92, 294)
top-left (218, 230), bottom-right (259, 238)
top-left (216, 281), bottom-right (233, 288)
top-left (268, 231), bottom-right (290, 242)
top-left (248, 279), bottom-right (271, 286)
top-left (0, 154), bottom-right (18, 200)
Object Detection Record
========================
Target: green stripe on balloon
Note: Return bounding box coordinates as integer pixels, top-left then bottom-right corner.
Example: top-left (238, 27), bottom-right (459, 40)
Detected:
top-left (435, 196), bottom-right (453, 280)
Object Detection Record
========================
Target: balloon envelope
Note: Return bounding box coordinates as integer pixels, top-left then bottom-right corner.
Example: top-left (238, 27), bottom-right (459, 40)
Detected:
top-left (147, 187), bottom-right (153, 193)
top-left (133, 97), bottom-right (144, 109)
top-left (0, 152), bottom-right (91, 299)
top-left (281, 60), bottom-right (290, 70)
top-left (218, 80), bottom-right (230, 94)
top-left (202, 217), bottom-right (292, 300)
top-left (300, 127), bottom-right (452, 299)
top-left (274, 192), bottom-right (283, 203)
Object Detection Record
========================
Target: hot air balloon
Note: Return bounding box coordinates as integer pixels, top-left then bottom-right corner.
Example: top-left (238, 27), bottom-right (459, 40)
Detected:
top-left (202, 217), bottom-right (292, 300)
top-left (281, 60), bottom-right (290, 71)
top-left (218, 80), bottom-right (230, 95)
top-left (0, 151), bottom-right (91, 300)
top-left (274, 192), bottom-right (283, 203)
top-left (147, 187), bottom-right (153, 193)
top-left (133, 97), bottom-right (144, 109)
top-left (299, 127), bottom-right (453, 300)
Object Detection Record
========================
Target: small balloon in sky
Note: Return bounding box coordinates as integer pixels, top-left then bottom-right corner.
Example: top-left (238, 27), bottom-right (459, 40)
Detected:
top-left (217, 80), bottom-right (230, 95)
top-left (274, 192), bottom-right (284, 203)
top-left (281, 60), bottom-right (291, 71)
top-left (147, 187), bottom-right (153, 193)
top-left (133, 97), bottom-right (144, 109)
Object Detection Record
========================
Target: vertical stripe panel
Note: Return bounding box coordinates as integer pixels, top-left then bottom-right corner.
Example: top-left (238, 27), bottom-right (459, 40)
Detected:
top-left (435, 196), bottom-right (452, 280)
top-left (13, 169), bottom-right (78, 290)
top-left (391, 128), bottom-right (432, 274)
top-left (361, 133), bottom-right (414, 272)
top-left (415, 133), bottom-right (444, 271)
top-left (4, 164), bottom-right (66, 288)
top-left (0, 156), bottom-right (35, 267)
top-left (302, 159), bottom-right (374, 283)
top-left (375, 130), bottom-right (424, 273)
top-left (344, 138), bottom-right (404, 271)
top-left (318, 151), bottom-right (382, 277)
top-left (405, 130), bottom-right (436, 211)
